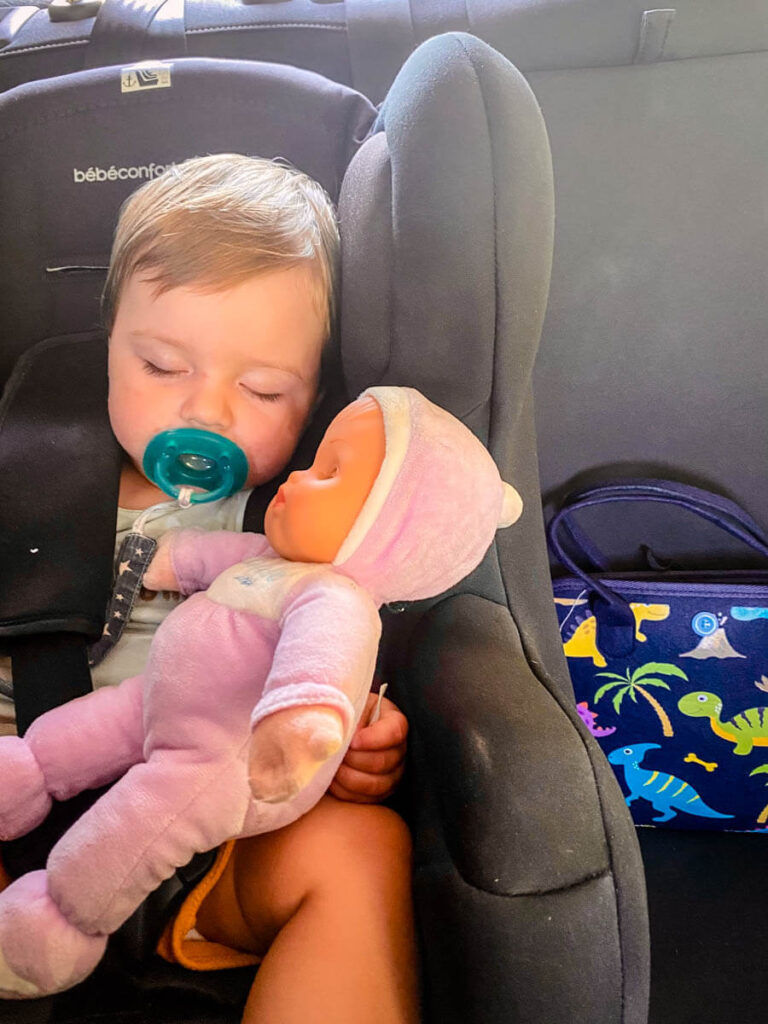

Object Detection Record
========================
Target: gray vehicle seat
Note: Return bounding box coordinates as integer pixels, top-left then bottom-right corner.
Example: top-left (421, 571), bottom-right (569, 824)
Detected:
top-left (0, 31), bottom-right (648, 1024)
top-left (521, 3), bottom-right (768, 1022)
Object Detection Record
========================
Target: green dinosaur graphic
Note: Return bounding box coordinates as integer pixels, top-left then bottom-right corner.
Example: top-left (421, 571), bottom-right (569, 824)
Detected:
top-left (678, 692), bottom-right (768, 756)
top-left (594, 662), bottom-right (689, 737)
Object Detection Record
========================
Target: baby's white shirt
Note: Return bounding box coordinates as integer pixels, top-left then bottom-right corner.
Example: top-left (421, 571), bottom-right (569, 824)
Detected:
top-left (0, 490), bottom-right (250, 736)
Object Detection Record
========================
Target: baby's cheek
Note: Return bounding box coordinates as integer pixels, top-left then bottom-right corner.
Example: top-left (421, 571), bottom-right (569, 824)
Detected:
top-left (244, 436), bottom-right (294, 489)
top-left (109, 393), bottom-right (151, 457)
top-left (247, 406), bottom-right (310, 481)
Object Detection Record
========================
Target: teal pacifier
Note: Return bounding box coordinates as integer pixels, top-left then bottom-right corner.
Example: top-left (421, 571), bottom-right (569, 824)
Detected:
top-left (142, 429), bottom-right (249, 504)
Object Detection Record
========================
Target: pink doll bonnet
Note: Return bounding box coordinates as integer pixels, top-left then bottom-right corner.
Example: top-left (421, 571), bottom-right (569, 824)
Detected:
top-left (332, 386), bottom-right (523, 605)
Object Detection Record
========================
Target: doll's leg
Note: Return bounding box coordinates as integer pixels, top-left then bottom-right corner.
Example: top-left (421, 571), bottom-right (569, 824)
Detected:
top-left (0, 870), bottom-right (107, 999)
top-left (0, 674), bottom-right (145, 841)
top-left (46, 751), bottom-right (251, 935)
top-left (0, 752), bottom-right (250, 998)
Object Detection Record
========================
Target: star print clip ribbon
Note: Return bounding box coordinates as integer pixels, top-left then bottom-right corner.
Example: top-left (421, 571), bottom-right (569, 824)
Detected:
top-left (87, 532), bottom-right (157, 669)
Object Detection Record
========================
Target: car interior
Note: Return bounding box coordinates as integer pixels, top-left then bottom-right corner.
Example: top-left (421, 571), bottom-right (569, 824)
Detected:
top-left (0, 2), bottom-right (765, 1023)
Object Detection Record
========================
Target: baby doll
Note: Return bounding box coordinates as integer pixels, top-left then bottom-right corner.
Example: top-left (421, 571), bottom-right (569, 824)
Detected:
top-left (0, 386), bottom-right (522, 999)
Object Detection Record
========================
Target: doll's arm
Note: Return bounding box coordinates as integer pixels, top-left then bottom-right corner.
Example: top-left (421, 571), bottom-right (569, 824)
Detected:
top-left (251, 574), bottom-right (381, 737)
top-left (167, 528), bottom-right (273, 594)
top-left (247, 576), bottom-right (381, 805)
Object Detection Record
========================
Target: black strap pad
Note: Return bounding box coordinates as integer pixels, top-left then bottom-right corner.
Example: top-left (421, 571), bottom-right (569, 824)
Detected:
top-left (0, 332), bottom-right (120, 643)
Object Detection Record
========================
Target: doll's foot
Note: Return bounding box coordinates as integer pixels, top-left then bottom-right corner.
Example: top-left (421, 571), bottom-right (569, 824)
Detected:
top-left (0, 737), bottom-right (52, 841)
top-left (0, 871), bottom-right (107, 998)
top-left (248, 706), bottom-right (344, 803)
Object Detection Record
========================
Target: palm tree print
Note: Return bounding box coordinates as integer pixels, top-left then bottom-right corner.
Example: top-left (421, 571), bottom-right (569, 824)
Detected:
top-left (593, 662), bottom-right (690, 737)
top-left (749, 765), bottom-right (768, 824)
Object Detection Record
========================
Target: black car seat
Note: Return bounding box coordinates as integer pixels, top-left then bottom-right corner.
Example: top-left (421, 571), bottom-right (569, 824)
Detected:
top-left (0, 33), bottom-right (649, 1024)
top-left (522, 4), bottom-right (768, 1023)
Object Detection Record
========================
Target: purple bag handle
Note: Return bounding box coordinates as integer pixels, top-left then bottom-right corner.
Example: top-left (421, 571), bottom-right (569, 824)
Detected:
top-left (547, 479), bottom-right (768, 658)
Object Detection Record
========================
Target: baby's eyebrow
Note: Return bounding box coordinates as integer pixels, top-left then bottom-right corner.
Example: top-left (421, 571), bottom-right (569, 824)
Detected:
top-left (129, 330), bottom-right (187, 350)
top-left (241, 362), bottom-right (311, 384)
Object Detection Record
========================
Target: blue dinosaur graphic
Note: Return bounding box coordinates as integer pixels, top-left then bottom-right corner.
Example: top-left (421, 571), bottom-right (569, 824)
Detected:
top-left (608, 743), bottom-right (733, 823)
top-left (731, 606), bottom-right (768, 621)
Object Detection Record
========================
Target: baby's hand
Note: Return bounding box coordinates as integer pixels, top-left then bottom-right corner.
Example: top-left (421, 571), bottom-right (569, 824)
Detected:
top-left (248, 705), bottom-right (344, 803)
top-left (330, 693), bottom-right (408, 804)
top-left (142, 533), bottom-right (179, 593)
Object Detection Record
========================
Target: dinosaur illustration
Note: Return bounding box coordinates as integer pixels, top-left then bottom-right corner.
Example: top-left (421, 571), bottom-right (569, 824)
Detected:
top-left (576, 701), bottom-right (616, 738)
top-left (562, 603), bottom-right (670, 667)
top-left (677, 691), bottom-right (768, 755)
top-left (731, 607), bottom-right (768, 621)
top-left (631, 603), bottom-right (671, 641)
top-left (608, 743), bottom-right (733, 822)
top-left (563, 615), bottom-right (606, 666)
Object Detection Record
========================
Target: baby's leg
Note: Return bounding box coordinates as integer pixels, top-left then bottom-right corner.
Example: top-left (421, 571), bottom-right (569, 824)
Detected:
top-left (196, 795), bottom-right (420, 1024)
top-left (0, 674), bottom-right (145, 841)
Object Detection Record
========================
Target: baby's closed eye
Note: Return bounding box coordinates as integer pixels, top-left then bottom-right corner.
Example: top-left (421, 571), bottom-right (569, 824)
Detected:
top-left (240, 384), bottom-right (284, 403)
top-left (142, 359), bottom-right (184, 377)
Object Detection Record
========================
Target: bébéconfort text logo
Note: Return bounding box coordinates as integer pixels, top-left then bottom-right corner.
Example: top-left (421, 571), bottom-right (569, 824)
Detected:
top-left (73, 162), bottom-right (173, 184)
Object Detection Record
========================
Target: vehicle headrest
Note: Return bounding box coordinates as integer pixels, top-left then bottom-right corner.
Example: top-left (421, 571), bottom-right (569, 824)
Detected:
top-left (347, 1), bottom-right (768, 102)
top-left (442, 0), bottom-right (768, 76)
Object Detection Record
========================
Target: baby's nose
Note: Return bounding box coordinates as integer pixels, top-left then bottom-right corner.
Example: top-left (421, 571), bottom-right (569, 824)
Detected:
top-left (180, 384), bottom-right (233, 430)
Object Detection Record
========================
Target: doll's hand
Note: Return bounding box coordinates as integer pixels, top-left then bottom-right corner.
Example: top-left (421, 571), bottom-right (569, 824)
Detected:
top-left (248, 705), bottom-right (345, 803)
top-left (329, 694), bottom-right (408, 804)
top-left (142, 533), bottom-right (179, 593)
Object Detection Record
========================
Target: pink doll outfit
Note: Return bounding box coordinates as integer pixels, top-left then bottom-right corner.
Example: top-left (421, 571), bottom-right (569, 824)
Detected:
top-left (0, 386), bottom-right (521, 998)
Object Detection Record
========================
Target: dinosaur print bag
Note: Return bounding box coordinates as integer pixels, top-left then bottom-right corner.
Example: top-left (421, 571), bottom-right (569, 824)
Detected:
top-left (548, 480), bottom-right (768, 832)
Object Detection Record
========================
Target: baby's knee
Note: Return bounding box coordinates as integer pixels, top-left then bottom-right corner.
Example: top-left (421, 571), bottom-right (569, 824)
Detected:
top-left (328, 798), bottom-right (413, 878)
top-left (236, 796), bottom-right (412, 909)
top-left (221, 800), bottom-right (414, 955)
top-left (294, 800), bottom-right (413, 921)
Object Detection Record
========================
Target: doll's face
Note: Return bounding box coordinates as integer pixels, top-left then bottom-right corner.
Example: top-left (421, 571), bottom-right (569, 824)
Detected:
top-left (264, 397), bottom-right (385, 563)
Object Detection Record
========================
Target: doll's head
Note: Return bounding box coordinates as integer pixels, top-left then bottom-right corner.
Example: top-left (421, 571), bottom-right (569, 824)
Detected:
top-left (264, 396), bottom-right (385, 562)
top-left (264, 387), bottom-right (522, 605)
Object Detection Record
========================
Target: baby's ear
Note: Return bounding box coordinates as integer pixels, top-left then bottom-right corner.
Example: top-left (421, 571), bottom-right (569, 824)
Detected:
top-left (498, 483), bottom-right (523, 527)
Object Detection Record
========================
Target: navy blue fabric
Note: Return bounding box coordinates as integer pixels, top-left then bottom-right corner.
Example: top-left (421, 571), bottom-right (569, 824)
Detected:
top-left (550, 480), bottom-right (768, 832)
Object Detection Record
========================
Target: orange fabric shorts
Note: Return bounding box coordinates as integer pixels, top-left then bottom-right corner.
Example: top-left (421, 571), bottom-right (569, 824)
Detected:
top-left (156, 840), bottom-right (261, 971)
top-left (0, 841), bottom-right (260, 974)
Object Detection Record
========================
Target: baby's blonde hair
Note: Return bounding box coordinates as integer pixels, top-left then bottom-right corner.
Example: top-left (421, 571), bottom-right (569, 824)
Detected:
top-left (102, 153), bottom-right (339, 339)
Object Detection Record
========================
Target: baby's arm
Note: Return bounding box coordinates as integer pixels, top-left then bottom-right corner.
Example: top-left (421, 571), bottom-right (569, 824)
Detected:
top-left (144, 528), bottom-right (272, 594)
top-left (248, 575), bottom-right (381, 804)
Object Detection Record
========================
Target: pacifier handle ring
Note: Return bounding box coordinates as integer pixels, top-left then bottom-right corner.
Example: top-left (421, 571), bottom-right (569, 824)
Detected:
top-left (143, 428), bottom-right (249, 503)
top-left (153, 452), bottom-right (236, 505)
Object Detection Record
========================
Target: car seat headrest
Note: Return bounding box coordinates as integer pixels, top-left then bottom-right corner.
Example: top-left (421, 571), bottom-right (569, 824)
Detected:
top-left (0, 56), bottom-right (376, 389)
top-left (340, 32), bottom-right (553, 438)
